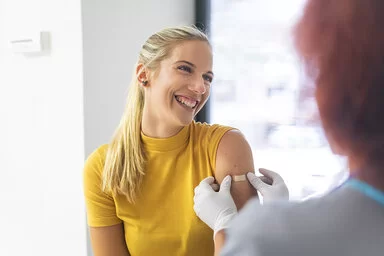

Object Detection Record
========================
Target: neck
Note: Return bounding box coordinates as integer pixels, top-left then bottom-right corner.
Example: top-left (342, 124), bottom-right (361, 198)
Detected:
top-left (349, 161), bottom-right (384, 192)
top-left (141, 107), bottom-right (184, 138)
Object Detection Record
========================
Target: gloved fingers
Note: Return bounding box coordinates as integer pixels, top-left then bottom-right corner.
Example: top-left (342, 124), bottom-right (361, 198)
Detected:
top-left (219, 175), bottom-right (232, 193)
top-left (193, 203), bottom-right (201, 217)
top-left (246, 171), bottom-right (272, 184)
top-left (194, 176), bottom-right (215, 195)
top-left (193, 183), bottom-right (210, 216)
top-left (259, 175), bottom-right (273, 185)
top-left (247, 172), bottom-right (269, 194)
top-left (210, 183), bottom-right (220, 192)
top-left (200, 176), bottom-right (215, 185)
top-left (259, 168), bottom-right (285, 185)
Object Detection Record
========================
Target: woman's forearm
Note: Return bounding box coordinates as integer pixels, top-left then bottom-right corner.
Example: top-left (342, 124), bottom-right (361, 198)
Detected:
top-left (214, 229), bottom-right (226, 256)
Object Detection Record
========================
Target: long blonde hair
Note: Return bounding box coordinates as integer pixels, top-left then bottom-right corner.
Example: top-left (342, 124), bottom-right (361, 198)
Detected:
top-left (102, 25), bottom-right (209, 203)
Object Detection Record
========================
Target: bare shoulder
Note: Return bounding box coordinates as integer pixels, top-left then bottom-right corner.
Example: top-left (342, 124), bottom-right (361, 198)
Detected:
top-left (218, 129), bottom-right (250, 149)
top-left (215, 129), bottom-right (254, 178)
top-left (215, 129), bottom-right (257, 209)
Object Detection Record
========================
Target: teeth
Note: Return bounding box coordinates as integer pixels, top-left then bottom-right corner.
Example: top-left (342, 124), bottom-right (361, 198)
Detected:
top-left (175, 96), bottom-right (197, 108)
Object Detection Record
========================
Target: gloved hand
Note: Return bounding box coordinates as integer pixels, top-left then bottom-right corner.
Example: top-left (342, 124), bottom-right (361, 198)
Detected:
top-left (193, 175), bottom-right (237, 238)
top-left (247, 168), bottom-right (289, 203)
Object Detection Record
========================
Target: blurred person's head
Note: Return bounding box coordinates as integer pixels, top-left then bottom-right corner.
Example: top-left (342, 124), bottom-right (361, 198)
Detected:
top-left (103, 25), bottom-right (212, 202)
top-left (294, 0), bottom-right (384, 182)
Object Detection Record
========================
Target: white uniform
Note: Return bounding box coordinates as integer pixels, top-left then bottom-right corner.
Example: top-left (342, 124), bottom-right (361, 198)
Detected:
top-left (221, 179), bottom-right (384, 256)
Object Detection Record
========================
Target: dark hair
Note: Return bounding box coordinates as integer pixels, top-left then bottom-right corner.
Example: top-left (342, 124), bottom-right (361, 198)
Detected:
top-left (294, 0), bottom-right (384, 169)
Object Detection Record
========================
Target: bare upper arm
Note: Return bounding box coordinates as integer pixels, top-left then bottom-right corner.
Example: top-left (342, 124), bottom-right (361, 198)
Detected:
top-left (215, 129), bottom-right (258, 209)
top-left (89, 223), bottom-right (130, 256)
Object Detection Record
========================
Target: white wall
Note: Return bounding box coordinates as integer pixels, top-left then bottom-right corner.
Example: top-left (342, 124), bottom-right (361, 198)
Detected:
top-left (0, 0), bottom-right (194, 255)
top-left (0, 0), bottom-right (86, 255)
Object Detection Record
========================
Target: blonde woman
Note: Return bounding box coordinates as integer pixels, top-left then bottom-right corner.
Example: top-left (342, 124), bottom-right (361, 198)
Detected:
top-left (83, 25), bottom-right (256, 256)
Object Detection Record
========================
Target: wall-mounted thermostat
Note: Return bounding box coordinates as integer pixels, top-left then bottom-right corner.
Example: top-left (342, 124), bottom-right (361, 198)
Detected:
top-left (10, 32), bottom-right (46, 53)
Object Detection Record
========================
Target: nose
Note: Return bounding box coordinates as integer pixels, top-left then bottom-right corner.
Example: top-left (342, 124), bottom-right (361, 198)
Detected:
top-left (188, 77), bottom-right (206, 95)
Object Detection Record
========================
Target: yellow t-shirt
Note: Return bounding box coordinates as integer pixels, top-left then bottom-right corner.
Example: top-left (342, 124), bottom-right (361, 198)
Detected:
top-left (83, 121), bottom-right (233, 256)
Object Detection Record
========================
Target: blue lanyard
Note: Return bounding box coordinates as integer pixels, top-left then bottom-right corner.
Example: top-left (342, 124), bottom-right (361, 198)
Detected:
top-left (345, 178), bottom-right (384, 206)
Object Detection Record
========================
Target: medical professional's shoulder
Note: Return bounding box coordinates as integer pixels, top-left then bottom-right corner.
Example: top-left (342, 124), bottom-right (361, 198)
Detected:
top-left (221, 197), bottom-right (328, 255)
top-left (227, 193), bottom-right (340, 237)
top-left (230, 197), bottom-right (298, 235)
top-left (223, 186), bottom-right (384, 256)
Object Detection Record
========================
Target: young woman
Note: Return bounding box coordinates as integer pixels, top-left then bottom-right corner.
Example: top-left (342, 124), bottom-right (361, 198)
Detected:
top-left (83, 25), bottom-right (257, 256)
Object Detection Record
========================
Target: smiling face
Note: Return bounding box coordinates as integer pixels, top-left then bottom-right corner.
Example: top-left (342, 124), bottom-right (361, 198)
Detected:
top-left (141, 40), bottom-right (213, 137)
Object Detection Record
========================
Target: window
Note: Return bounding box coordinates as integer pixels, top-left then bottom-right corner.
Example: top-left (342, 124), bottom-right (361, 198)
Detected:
top-left (210, 0), bottom-right (347, 200)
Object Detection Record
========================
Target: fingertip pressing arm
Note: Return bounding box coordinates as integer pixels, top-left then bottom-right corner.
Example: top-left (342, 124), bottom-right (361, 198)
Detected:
top-left (246, 169), bottom-right (289, 202)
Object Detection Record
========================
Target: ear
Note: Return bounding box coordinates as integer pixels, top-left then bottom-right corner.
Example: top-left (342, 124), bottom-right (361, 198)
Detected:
top-left (136, 63), bottom-right (149, 86)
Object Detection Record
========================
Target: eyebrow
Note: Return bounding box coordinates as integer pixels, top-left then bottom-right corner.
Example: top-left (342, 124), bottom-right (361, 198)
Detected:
top-left (175, 60), bottom-right (214, 76)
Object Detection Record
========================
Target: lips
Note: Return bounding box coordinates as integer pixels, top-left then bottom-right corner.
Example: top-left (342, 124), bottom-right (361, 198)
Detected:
top-left (175, 95), bottom-right (199, 109)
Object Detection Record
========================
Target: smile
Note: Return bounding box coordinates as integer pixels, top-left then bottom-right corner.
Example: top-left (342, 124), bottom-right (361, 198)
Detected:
top-left (175, 95), bottom-right (198, 109)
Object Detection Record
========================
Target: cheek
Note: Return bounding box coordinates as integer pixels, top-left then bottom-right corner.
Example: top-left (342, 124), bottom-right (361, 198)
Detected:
top-left (149, 89), bottom-right (170, 110)
top-left (164, 90), bottom-right (176, 109)
top-left (202, 94), bottom-right (209, 105)
top-left (203, 86), bottom-right (211, 101)
top-left (198, 93), bottom-right (210, 110)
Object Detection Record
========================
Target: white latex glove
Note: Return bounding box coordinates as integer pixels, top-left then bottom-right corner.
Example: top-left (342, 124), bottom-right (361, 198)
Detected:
top-left (193, 175), bottom-right (237, 237)
top-left (247, 168), bottom-right (289, 203)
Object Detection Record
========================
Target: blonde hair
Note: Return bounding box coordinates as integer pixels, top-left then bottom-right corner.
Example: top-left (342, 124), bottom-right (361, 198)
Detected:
top-left (102, 25), bottom-right (209, 203)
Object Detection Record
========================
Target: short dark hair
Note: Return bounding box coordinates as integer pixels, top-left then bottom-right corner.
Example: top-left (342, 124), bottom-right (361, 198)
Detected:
top-left (294, 0), bottom-right (384, 168)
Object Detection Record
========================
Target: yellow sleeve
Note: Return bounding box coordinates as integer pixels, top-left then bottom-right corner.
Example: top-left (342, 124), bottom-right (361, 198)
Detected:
top-left (83, 145), bottom-right (122, 227)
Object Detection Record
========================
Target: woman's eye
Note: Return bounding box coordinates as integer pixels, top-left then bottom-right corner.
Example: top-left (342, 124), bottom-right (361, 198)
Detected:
top-left (203, 75), bottom-right (213, 83)
top-left (178, 65), bottom-right (192, 73)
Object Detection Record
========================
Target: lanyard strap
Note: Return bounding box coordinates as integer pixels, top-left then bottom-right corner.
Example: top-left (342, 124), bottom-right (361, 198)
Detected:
top-left (345, 178), bottom-right (384, 206)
